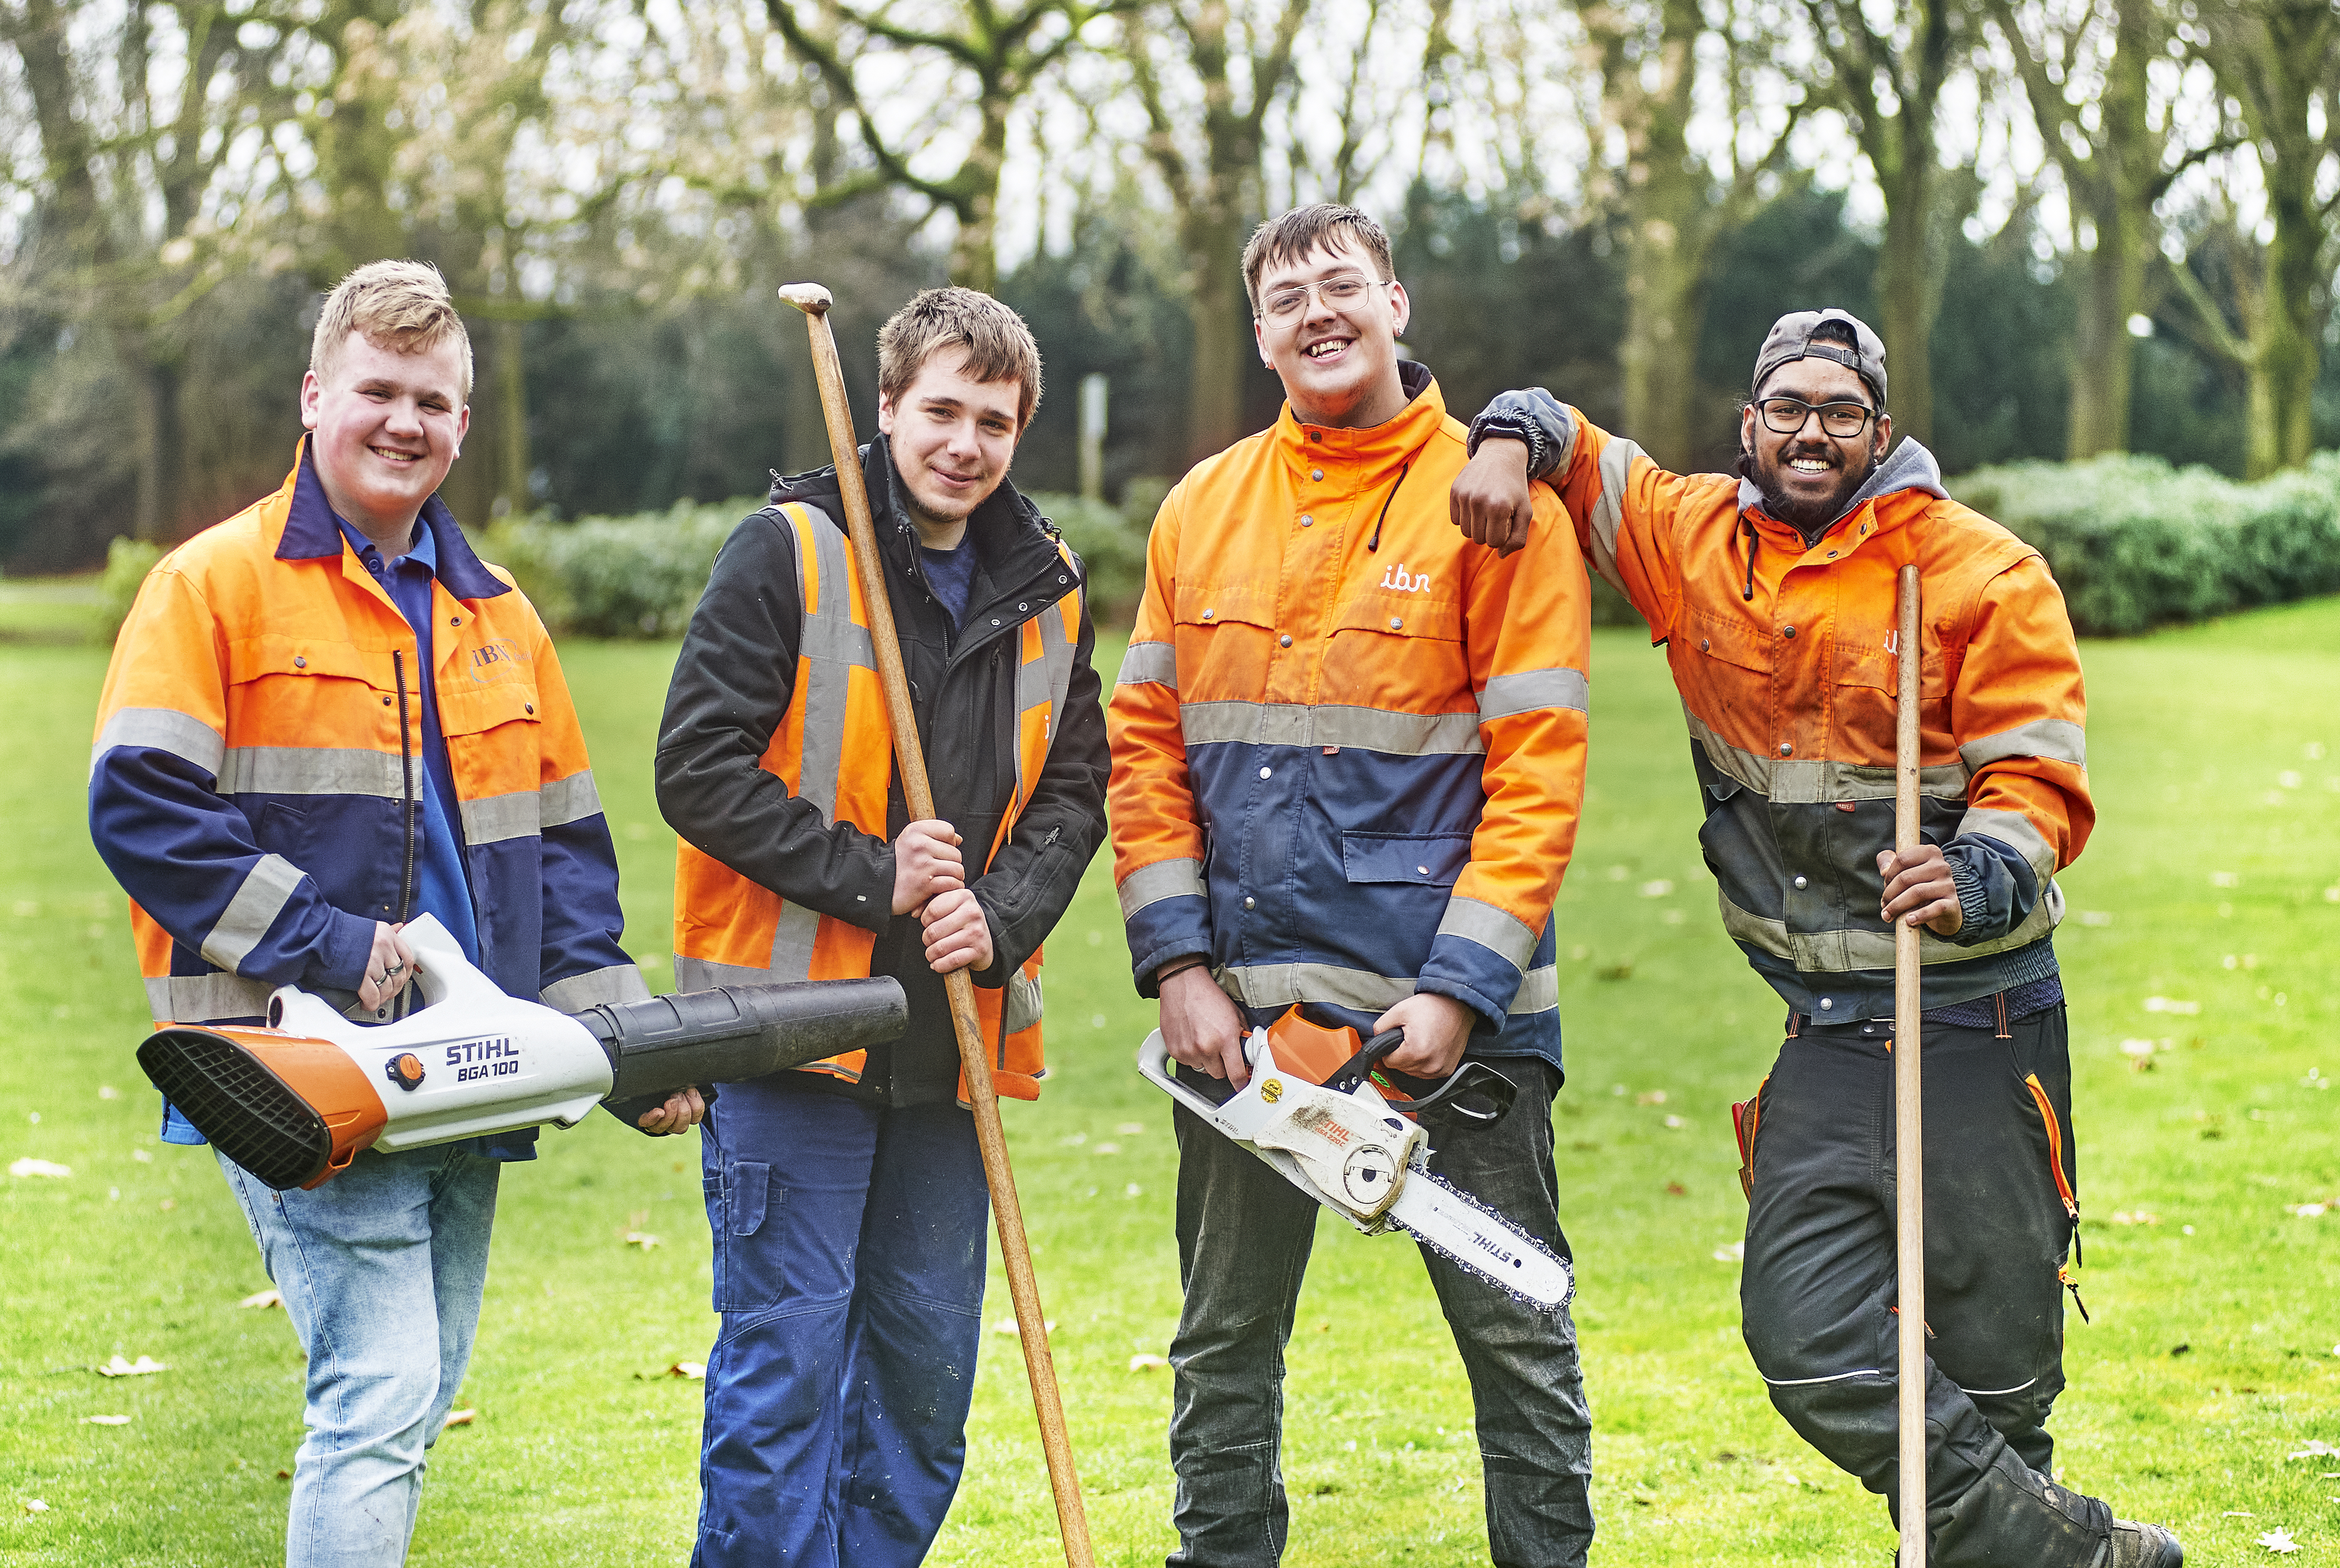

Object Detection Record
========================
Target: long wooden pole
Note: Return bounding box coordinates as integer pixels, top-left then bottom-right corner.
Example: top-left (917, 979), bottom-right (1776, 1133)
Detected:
top-left (1894, 563), bottom-right (1926, 1568)
top-left (778, 282), bottom-right (1096, 1568)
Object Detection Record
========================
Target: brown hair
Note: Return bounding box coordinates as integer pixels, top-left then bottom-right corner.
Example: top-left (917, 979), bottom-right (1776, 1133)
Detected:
top-left (877, 287), bottom-right (1043, 430)
top-left (1240, 204), bottom-right (1395, 314)
top-left (309, 260), bottom-right (474, 399)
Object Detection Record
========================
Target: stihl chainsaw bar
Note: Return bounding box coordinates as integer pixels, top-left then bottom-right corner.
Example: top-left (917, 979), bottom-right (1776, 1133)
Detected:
top-left (1138, 1028), bottom-right (1573, 1310)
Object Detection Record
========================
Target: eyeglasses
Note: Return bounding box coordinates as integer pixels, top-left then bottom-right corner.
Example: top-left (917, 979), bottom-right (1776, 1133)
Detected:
top-left (1756, 396), bottom-right (1875, 438)
top-left (1258, 272), bottom-right (1389, 324)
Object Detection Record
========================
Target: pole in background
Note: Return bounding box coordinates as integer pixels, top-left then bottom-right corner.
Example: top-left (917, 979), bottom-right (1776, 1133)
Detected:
top-left (1078, 372), bottom-right (1108, 502)
top-left (776, 281), bottom-right (1097, 1568)
top-left (1894, 562), bottom-right (1927, 1567)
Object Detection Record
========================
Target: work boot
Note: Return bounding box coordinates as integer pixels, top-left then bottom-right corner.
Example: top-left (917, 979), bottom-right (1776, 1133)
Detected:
top-left (2097, 1518), bottom-right (2182, 1567)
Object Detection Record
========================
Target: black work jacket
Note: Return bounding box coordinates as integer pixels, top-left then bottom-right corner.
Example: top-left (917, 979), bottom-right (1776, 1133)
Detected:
top-left (654, 438), bottom-right (1111, 1104)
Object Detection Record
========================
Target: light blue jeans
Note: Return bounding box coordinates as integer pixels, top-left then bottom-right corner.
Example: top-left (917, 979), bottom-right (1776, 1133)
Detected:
top-left (217, 1144), bottom-right (500, 1568)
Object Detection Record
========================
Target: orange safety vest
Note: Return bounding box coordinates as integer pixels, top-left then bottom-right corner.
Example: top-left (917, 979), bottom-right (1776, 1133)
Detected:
top-left (671, 501), bottom-right (1080, 1100)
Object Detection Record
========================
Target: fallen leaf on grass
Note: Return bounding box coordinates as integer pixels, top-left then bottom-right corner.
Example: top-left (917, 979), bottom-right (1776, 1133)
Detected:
top-left (990, 1319), bottom-right (1058, 1337)
top-left (622, 1232), bottom-right (661, 1250)
top-left (10, 1158), bottom-right (71, 1178)
top-left (2286, 1440), bottom-right (2340, 1460)
top-left (441, 1409), bottom-right (476, 1429)
top-left (1713, 1241), bottom-right (1745, 1262)
top-left (1635, 1090), bottom-right (1668, 1106)
top-left (1128, 1354), bottom-right (1169, 1372)
top-left (634, 1361), bottom-right (706, 1381)
top-left (2143, 997), bottom-right (2200, 1015)
top-left (82, 1415), bottom-right (131, 1426)
top-left (1664, 1182), bottom-right (1687, 1196)
top-left (1116, 1122), bottom-right (1145, 1136)
top-left (95, 1355), bottom-right (168, 1378)
top-left (239, 1289), bottom-right (284, 1310)
top-left (1663, 1115), bottom-right (1686, 1129)
top-left (132, 1149), bottom-right (151, 1163)
top-left (98, 1086), bottom-right (120, 1100)
top-left (22, 1499), bottom-right (48, 1515)
top-left (2110, 1211), bottom-right (2161, 1226)
top-left (2257, 1527), bottom-right (2301, 1554)
top-left (2285, 1203), bottom-right (2331, 1219)
top-left (275, 1469), bottom-right (291, 1480)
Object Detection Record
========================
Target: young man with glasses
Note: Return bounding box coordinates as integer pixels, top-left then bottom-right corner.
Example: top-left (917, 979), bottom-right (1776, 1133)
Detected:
top-left (1446, 310), bottom-right (2181, 1567)
top-left (1109, 203), bottom-right (1598, 1567)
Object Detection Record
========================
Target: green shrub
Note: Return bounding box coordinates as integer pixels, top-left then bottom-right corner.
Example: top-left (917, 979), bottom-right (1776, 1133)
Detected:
top-left (481, 499), bottom-right (753, 638)
top-left (1022, 493), bottom-right (1148, 624)
top-left (1960, 452), bottom-right (2340, 636)
top-left (99, 536), bottom-right (165, 639)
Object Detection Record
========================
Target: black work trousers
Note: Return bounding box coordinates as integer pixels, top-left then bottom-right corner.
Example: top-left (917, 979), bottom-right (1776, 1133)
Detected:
top-left (1740, 1004), bottom-right (2116, 1565)
top-left (1165, 1059), bottom-right (1594, 1568)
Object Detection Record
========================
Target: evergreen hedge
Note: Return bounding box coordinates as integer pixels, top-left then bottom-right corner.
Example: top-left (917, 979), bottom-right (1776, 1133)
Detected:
top-left (464, 454), bottom-right (2340, 642)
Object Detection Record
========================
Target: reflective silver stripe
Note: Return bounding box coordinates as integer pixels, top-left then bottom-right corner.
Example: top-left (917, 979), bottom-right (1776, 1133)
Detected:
top-left (1960, 717), bottom-right (2086, 773)
top-left (1715, 881), bottom-right (2063, 972)
top-left (1759, 1368), bottom-right (1883, 1388)
top-left (766, 901), bottom-right (822, 982)
top-left (1956, 1375), bottom-right (2041, 1397)
top-left (538, 770), bottom-right (603, 829)
top-left (199, 853), bottom-right (306, 971)
top-left (1180, 701), bottom-right (1484, 756)
top-left (1958, 806), bottom-right (2059, 887)
top-left (540, 963), bottom-right (651, 1012)
top-left (1117, 856), bottom-right (1204, 920)
top-left (1585, 437), bottom-right (1642, 596)
top-left (1437, 896), bottom-right (1538, 972)
top-left (674, 953), bottom-right (772, 990)
top-left (1479, 667), bottom-right (1589, 723)
top-left (144, 971), bottom-right (273, 1022)
top-left (1221, 960), bottom-right (1557, 1017)
top-left (1684, 706), bottom-right (1968, 803)
top-left (216, 746), bottom-right (405, 798)
top-left (1116, 640), bottom-right (1178, 690)
top-left (460, 790), bottom-right (541, 846)
top-left (91, 707), bottom-right (225, 779)
top-left (1004, 970), bottom-right (1043, 1034)
top-left (794, 508), bottom-right (861, 820)
top-left (1038, 598), bottom-right (1076, 720)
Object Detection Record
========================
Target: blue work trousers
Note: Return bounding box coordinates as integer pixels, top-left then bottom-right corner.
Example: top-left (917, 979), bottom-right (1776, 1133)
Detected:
top-left (694, 1080), bottom-right (991, 1568)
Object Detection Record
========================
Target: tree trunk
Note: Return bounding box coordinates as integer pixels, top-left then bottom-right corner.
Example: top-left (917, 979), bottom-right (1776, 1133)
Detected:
top-left (1619, 217), bottom-right (1703, 469)
top-left (1877, 157), bottom-right (1935, 446)
top-left (1183, 204), bottom-right (1253, 462)
top-left (2063, 4), bottom-right (2151, 459)
top-left (128, 340), bottom-right (184, 543)
top-left (2249, 165), bottom-right (2320, 478)
top-left (494, 316), bottom-right (531, 517)
top-left (947, 97), bottom-right (1009, 291)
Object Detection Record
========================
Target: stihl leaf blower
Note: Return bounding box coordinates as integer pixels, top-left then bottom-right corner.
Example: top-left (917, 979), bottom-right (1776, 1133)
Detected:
top-left (1138, 1006), bottom-right (1574, 1309)
top-left (137, 915), bottom-right (904, 1192)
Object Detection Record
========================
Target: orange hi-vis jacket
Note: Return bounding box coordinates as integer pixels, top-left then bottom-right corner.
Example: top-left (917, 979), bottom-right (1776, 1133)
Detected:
top-left (89, 440), bottom-right (646, 1035)
top-left (1109, 365), bottom-right (1592, 1066)
top-left (1474, 392), bottom-right (2093, 1022)
top-left (670, 499), bottom-right (1080, 1100)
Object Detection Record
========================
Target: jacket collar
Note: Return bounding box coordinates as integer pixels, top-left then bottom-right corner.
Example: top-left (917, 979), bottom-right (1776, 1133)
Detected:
top-left (274, 435), bottom-right (509, 601)
top-left (770, 434), bottom-right (1062, 587)
top-left (1274, 359), bottom-right (1444, 475)
top-left (1736, 436), bottom-right (1948, 532)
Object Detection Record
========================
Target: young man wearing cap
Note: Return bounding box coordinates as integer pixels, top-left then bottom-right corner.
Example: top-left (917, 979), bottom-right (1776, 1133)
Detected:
top-left (1445, 311), bottom-right (2180, 1566)
top-left (1110, 204), bottom-right (1596, 1567)
top-left (90, 260), bottom-right (694, 1568)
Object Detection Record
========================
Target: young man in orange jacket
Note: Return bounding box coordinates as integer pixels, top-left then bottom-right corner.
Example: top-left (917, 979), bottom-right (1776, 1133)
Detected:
top-left (1109, 204), bottom-right (1597, 1567)
top-left (1449, 310), bottom-right (2181, 1567)
top-left (90, 261), bottom-right (696, 1568)
top-left (657, 288), bottom-right (1110, 1568)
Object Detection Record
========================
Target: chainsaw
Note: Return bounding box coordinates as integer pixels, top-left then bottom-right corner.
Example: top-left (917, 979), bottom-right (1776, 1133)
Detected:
top-left (137, 914), bottom-right (905, 1192)
top-left (1138, 1007), bottom-right (1573, 1309)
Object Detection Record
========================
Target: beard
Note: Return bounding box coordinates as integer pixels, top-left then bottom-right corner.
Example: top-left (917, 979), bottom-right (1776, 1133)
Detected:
top-left (1737, 442), bottom-right (1879, 540)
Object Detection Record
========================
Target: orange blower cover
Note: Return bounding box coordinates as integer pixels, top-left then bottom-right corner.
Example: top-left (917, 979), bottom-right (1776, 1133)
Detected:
top-left (153, 1025), bottom-right (390, 1190)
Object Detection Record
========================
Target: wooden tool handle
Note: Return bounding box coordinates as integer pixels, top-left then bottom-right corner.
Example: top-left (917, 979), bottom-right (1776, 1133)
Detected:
top-left (781, 285), bottom-right (1096, 1568)
top-left (1893, 563), bottom-right (1927, 1567)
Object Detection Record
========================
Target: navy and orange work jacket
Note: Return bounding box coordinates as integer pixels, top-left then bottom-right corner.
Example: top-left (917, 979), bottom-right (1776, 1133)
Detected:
top-left (1475, 392), bottom-right (2093, 1022)
top-left (89, 440), bottom-right (647, 1070)
top-left (1109, 365), bottom-right (1592, 1067)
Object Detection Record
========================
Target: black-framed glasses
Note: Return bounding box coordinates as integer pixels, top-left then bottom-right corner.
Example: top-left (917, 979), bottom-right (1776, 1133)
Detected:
top-left (1258, 272), bottom-right (1388, 323)
top-left (1756, 396), bottom-right (1874, 438)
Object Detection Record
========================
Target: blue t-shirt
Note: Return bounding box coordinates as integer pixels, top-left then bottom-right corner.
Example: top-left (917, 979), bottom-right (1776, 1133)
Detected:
top-left (920, 541), bottom-right (977, 630)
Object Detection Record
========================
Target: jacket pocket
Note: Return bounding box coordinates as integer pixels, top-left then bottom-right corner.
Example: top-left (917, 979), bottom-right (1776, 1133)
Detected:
top-left (1340, 831), bottom-right (1471, 886)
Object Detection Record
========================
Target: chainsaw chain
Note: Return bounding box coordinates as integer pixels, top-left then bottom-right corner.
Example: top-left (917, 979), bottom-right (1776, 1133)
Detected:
top-left (1395, 1171), bottom-right (1577, 1313)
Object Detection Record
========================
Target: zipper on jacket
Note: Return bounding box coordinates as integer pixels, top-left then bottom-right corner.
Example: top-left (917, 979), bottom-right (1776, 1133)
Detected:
top-left (2024, 1070), bottom-right (2090, 1320)
top-left (393, 649), bottom-right (417, 930)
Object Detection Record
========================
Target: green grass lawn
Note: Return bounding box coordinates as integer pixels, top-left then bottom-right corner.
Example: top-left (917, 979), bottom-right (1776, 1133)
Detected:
top-left (4, 600), bottom-right (2335, 1566)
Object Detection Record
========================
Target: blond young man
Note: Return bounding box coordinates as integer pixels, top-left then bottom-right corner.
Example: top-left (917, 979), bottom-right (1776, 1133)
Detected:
top-left (89, 262), bottom-right (690, 1568)
top-left (657, 288), bottom-right (1110, 1568)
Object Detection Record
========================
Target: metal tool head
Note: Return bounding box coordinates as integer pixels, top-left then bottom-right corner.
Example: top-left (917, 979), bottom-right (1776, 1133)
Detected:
top-left (777, 283), bottom-right (833, 316)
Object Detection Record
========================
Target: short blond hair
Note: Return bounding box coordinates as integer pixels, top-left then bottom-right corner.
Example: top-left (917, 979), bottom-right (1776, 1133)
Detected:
top-left (877, 287), bottom-right (1042, 430)
top-left (310, 260), bottom-right (474, 399)
top-left (1241, 204), bottom-right (1395, 314)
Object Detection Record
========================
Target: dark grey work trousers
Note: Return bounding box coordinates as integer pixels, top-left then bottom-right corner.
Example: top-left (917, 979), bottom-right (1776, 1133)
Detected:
top-left (1740, 1004), bottom-right (2119, 1564)
top-left (1166, 1059), bottom-right (1594, 1568)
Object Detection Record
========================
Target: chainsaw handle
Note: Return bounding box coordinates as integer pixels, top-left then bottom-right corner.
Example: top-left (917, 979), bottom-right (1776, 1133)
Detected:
top-left (1327, 1030), bottom-right (1518, 1128)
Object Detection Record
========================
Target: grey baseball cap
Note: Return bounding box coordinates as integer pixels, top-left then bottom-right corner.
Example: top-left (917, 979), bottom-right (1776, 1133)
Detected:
top-left (1752, 308), bottom-right (1887, 407)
